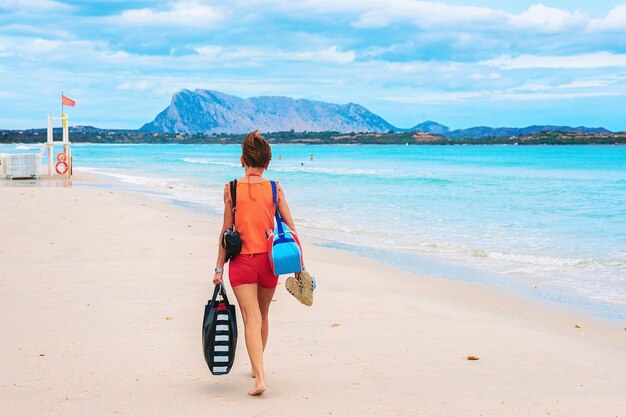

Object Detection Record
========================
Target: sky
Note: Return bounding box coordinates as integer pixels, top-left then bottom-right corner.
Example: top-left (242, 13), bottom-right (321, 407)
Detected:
top-left (1, 0), bottom-right (626, 130)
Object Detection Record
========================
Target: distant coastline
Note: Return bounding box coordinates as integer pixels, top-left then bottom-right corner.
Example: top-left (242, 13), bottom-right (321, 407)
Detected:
top-left (2, 129), bottom-right (625, 145)
top-left (139, 89), bottom-right (617, 138)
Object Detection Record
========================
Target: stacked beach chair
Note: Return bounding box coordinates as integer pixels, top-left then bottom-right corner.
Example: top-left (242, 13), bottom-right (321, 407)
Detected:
top-left (2, 153), bottom-right (41, 180)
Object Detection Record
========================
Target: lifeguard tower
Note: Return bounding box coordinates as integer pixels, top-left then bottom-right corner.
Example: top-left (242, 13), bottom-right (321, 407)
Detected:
top-left (45, 112), bottom-right (72, 178)
top-left (1, 113), bottom-right (73, 180)
top-left (0, 94), bottom-right (74, 180)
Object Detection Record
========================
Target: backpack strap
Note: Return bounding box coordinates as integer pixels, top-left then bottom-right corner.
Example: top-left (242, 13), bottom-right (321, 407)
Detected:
top-left (270, 181), bottom-right (285, 235)
top-left (230, 180), bottom-right (237, 210)
top-left (229, 179), bottom-right (237, 229)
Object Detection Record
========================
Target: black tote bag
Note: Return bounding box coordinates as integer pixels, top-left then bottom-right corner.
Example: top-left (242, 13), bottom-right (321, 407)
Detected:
top-left (202, 284), bottom-right (238, 375)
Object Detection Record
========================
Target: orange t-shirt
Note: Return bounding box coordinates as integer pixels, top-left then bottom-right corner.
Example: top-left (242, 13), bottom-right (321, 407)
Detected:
top-left (226, 180), bottom-right (282, 254)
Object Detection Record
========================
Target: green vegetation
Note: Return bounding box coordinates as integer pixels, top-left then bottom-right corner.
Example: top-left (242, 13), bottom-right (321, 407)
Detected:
top-left (1, 129), bottom-right (625, 145)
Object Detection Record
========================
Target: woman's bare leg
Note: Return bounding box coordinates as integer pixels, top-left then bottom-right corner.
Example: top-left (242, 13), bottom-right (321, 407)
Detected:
top-left (257, 285), bottom-right (277, 349)
top-left (232, 284), bottom-right (266, 396)
top-left (249, 285), bottom-right (276, 378)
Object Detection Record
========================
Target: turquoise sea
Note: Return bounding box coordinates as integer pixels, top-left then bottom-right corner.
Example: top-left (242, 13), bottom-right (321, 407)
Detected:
top-left (3, 143), bottom-right (625, 320)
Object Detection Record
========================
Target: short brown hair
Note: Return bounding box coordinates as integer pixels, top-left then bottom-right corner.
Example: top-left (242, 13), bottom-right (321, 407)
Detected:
top-left (242, 130), bottom-right (272, 168)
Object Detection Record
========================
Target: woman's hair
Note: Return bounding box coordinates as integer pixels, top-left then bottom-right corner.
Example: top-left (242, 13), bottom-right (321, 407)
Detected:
top-left (242, 130), bottom-right (272, 168)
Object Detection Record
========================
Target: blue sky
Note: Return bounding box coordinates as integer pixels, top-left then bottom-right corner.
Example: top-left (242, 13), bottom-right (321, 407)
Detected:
top-left (1, 0), bottom-right (626, 130)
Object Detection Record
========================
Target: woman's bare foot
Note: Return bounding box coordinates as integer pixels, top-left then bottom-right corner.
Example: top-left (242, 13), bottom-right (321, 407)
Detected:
top-left (248, 380), bottom-right (266, 396)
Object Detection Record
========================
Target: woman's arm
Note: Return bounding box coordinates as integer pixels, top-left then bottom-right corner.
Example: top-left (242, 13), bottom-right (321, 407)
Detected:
top-left (213, 184), bottom-right (234, 285)
top-left (277, 185), bottom-right (305, 272)
top-left (277, 186), bottom-right (296, 233)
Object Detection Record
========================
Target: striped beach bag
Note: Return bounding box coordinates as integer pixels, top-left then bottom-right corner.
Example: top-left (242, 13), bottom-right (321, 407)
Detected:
top-left (202, 284), bottom-right (238, 375)
top-left (267, 181), bottom-right (304, 276)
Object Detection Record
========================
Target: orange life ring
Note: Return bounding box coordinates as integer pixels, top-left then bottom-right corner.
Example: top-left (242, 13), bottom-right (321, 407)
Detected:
top-left (55, 161), bottom-right (68, 175)
top-left (57, 152), bottom-right (67, 163)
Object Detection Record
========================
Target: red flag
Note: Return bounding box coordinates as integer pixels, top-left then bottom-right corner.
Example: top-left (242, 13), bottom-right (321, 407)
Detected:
top-left (62, 95), bottom-right (76, 107)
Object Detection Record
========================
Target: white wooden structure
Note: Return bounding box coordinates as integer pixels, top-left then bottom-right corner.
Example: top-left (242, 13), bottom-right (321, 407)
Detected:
top-left (1, 153), bottom-right (41, 179)
top-left (1, 113), bottom-right (72, 180)
top-left (46, 113), bottom-right (72, 178)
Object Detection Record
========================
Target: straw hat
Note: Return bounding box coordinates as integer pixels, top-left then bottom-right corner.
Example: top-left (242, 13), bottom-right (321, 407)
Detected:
top-left (285, 270), bottom-right (315, 306)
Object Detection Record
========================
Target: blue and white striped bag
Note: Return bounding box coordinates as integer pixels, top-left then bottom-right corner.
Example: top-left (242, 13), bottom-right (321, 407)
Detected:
top-left (202, 284), bottom-right (238, 375)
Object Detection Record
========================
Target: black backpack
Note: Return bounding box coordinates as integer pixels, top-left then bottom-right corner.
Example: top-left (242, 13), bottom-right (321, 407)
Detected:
top-left (221, 180), bottom-right (242, 261)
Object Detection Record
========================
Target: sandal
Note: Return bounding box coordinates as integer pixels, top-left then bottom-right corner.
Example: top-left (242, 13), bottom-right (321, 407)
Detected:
top-left (285, 270), bottom-right (315, 306)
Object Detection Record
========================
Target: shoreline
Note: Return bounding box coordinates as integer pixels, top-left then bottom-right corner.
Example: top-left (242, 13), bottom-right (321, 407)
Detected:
top-left (3, 159), bottom-right (624, 326)
top-left (318, 240), bottom-right (626, 325)
top-left (1, 178), bottom-right (625, 416)
top-left (65, 166), bottom-right (626, 325)
top-left (3, 141), bottom-right (626, 147)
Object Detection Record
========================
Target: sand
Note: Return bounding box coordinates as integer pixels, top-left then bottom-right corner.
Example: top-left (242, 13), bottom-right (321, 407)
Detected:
top-left (1, 181), bottom-right (625, 417)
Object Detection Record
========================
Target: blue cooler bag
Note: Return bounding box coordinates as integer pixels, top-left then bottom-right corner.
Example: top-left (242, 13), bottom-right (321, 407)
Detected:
top-left (267, 181), bottom-right (304, 276)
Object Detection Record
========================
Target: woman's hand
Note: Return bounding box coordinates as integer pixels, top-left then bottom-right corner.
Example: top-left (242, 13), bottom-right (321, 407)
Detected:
top-left (213, 271), bottom-right (224, 285)
top-left (212, 185), bottom-right (232, 287)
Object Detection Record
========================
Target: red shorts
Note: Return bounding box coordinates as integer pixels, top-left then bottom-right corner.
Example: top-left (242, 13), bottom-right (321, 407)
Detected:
top-left (229, 253), bottom-right (279, 289)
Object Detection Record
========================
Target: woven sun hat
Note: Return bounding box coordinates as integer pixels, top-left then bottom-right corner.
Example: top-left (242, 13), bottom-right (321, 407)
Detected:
top-left (285, 270), bottom-right (315, 306)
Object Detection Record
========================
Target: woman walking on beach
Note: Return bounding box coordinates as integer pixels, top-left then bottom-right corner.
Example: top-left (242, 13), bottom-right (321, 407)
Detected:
top-left (213, 130), bottom-right (297, 396)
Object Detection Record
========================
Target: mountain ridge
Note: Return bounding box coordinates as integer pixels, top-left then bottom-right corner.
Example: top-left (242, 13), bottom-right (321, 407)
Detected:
top-left (446, 125), bottom-right (610, 139)
top-left (141, 89), bottom-right (396, 134)
top-left (140, 89), bottom-right (612, 138)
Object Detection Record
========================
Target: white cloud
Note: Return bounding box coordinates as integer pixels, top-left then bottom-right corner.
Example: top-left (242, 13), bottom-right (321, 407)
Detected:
top-left (555, 80), bottom-right (616, 89)
top-left (492, 91), bottom-right (620, 101)
top-left (0, 36), bottom-right (142, 67)
top-left (117, 80), bottom-right (152, 91)
top-left (355, 2), bottom-right (589, 32)
top-left (351, 11), bottom-right (391, 29)
top-left (118, 1), bottom-right (227, 27)
top-left (0, 0), bottom-right (71, 11)
top-left (508, 4), bottom-right (587, 33)
top-left (588, 5), bottom-right (626, 32)
top-left (470, 72), bottom-right (502, 80)
top-left (194, 44), bottom-right (355, 64)
top-left (0, 24), bottom-right (72, 38)
top-left (482, 52), bottom-right (626, 70)
top-left (293, 45), bottom-right (355, 64)
top-left (511, 80), bottom-right (616, 92)
top-left (1, 37), bottom-right (97, 60)
top-left (194, 45), bottom-right (223, 59)
top-left (361, 43), bottom-right (406, 58)
top-left (383, 89), bottom-right (619, 104)
top-left (378, 61), bottom-right (433, 73)
top-left (240, 0), bottom-right (508, 29)
top-left (383, 91), bottom-right (485, 104)
top-left (350, 1), bottom-right (505, 29)
top-left (380, 74), bottom-right (623, 104)
top-left (247, 0), bottom-right (590, 33)
top-left (0, 35), bottom-right (355, 75)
